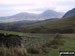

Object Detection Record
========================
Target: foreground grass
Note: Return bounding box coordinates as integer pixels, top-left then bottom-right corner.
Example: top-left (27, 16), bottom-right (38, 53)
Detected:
top-left (31, 34), bottom-right (75, 56)
top-left (60, 34), bottom-right (75, 51)
top-left (0, 30), bottom-right (75, 56)
top-left (0, 47), bottom-right (30, 56)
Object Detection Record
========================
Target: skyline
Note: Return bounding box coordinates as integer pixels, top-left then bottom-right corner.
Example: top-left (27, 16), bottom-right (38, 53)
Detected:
top-left (0, 0), bottom-right (75, 16)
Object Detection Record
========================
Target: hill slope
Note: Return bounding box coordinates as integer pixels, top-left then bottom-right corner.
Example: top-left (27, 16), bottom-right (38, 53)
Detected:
top-left (0, 16), bottom-right (75, 33)
top-left (63, 8), bottom-right (75, 18)
top-left (22, 16), bottom-right (75, 33)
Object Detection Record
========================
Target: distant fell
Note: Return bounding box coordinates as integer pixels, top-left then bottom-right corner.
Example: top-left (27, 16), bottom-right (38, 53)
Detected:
top-left (63, 8), bottom-right (75, 18)
top-left (0, 10), bottom-right (64, 23)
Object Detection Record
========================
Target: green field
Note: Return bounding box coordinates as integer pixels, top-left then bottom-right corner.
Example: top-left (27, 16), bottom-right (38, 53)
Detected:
top-left (31, 34), bottom-right (75, 56)
top-left (0, 30), bottom-right (75, 56)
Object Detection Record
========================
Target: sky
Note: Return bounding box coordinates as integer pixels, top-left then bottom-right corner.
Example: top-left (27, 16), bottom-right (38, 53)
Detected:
top-left (0, 0), bottom-right (75, 16)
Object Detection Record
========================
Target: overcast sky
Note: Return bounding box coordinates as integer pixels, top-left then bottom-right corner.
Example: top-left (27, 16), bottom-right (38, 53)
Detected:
top-left (0, 0), bottom-right (75, 16)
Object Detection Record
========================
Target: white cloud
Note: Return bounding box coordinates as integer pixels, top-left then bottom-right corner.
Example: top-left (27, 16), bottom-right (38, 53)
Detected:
top-left (55, 6), bottom-right (74, 12)
top-left (1, 0), bottom-right (75, 4)
top-left (0, 0), bottom-right (75, 16)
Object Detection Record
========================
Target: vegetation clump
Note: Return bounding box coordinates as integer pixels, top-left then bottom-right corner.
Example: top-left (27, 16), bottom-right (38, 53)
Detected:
top-left (28, 44), bottom-right (48, 54)
top-left (0, 47), bottom-right (30, 56)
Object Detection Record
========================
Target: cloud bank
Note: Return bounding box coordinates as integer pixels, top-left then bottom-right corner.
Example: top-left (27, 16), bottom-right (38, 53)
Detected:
top-left (0, 0), bottom-right (75, 16)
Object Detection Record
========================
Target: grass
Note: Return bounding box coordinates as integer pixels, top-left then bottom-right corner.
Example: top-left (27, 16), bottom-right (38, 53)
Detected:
top-left (60, 34), bottom-right (75, 51)
top-left (0, 30), bottom-right (55, 48)
top-left (0, 30), bottom-right (54, 36)
top-left (0, 47), bottom-right (30, 56)
top-left (0, 16), bottom-right (75, 56)
top-left (0, 30), bottom-right (25, 35)
top-left (0, 16), bottom-right (75, 34)
top-left (0, 30), bottom-right (75, 56)
top-left (24, 16), bottom-right (75, 29)
top-left (31, 34), bottom-right (75, 56)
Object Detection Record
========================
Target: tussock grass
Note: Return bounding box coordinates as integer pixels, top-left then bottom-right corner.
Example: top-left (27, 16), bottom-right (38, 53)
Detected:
top-left (0, 47), bottom-right (30, 56)
top-left (28, 44), bottom-right (48, 54)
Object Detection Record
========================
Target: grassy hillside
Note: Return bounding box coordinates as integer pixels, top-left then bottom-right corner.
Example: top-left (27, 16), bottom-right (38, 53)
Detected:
top-left (21, 16), bottom-right (75, 33)
top-left (31, 34), bottom-right (75, 56)
top-left (0, 16), bottom-right (75, 56)
top-left (0, 16), bottom-right (75, 33)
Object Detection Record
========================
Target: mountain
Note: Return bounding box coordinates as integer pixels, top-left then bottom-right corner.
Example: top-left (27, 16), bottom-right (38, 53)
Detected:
top-left (63, 8), bottom-right (75, 18)
top-left (0, 10), bottom-right (64, 23)
top-left (0, 13), bottom-right (39, 23)
top-left (39, 10), bottom-right (63, 19)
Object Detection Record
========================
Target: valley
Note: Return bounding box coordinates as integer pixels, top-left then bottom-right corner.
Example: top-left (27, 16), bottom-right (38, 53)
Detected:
top-left (0, 8), bottom-right (75, 56)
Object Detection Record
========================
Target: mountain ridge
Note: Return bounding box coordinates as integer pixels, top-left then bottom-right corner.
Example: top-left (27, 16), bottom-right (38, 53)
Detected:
top-left (0, 10), bottom-right (64, 23)
top-left (63, 8), bottom-right (75, 18)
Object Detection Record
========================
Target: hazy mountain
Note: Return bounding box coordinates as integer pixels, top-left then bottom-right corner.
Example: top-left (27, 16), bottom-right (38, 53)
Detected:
top-left (0, 10), bottom-right (64, 23)
top-left (39, 10), bottom-right (63, 19)
top-left (63, 8), bottom-right (75, 18)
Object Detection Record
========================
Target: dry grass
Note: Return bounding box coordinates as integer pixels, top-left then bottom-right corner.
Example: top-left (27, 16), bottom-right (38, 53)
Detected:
top-left (0, 47), bottom-right (30, 56)
top-left (28, 44), bottom-right (48, 54)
